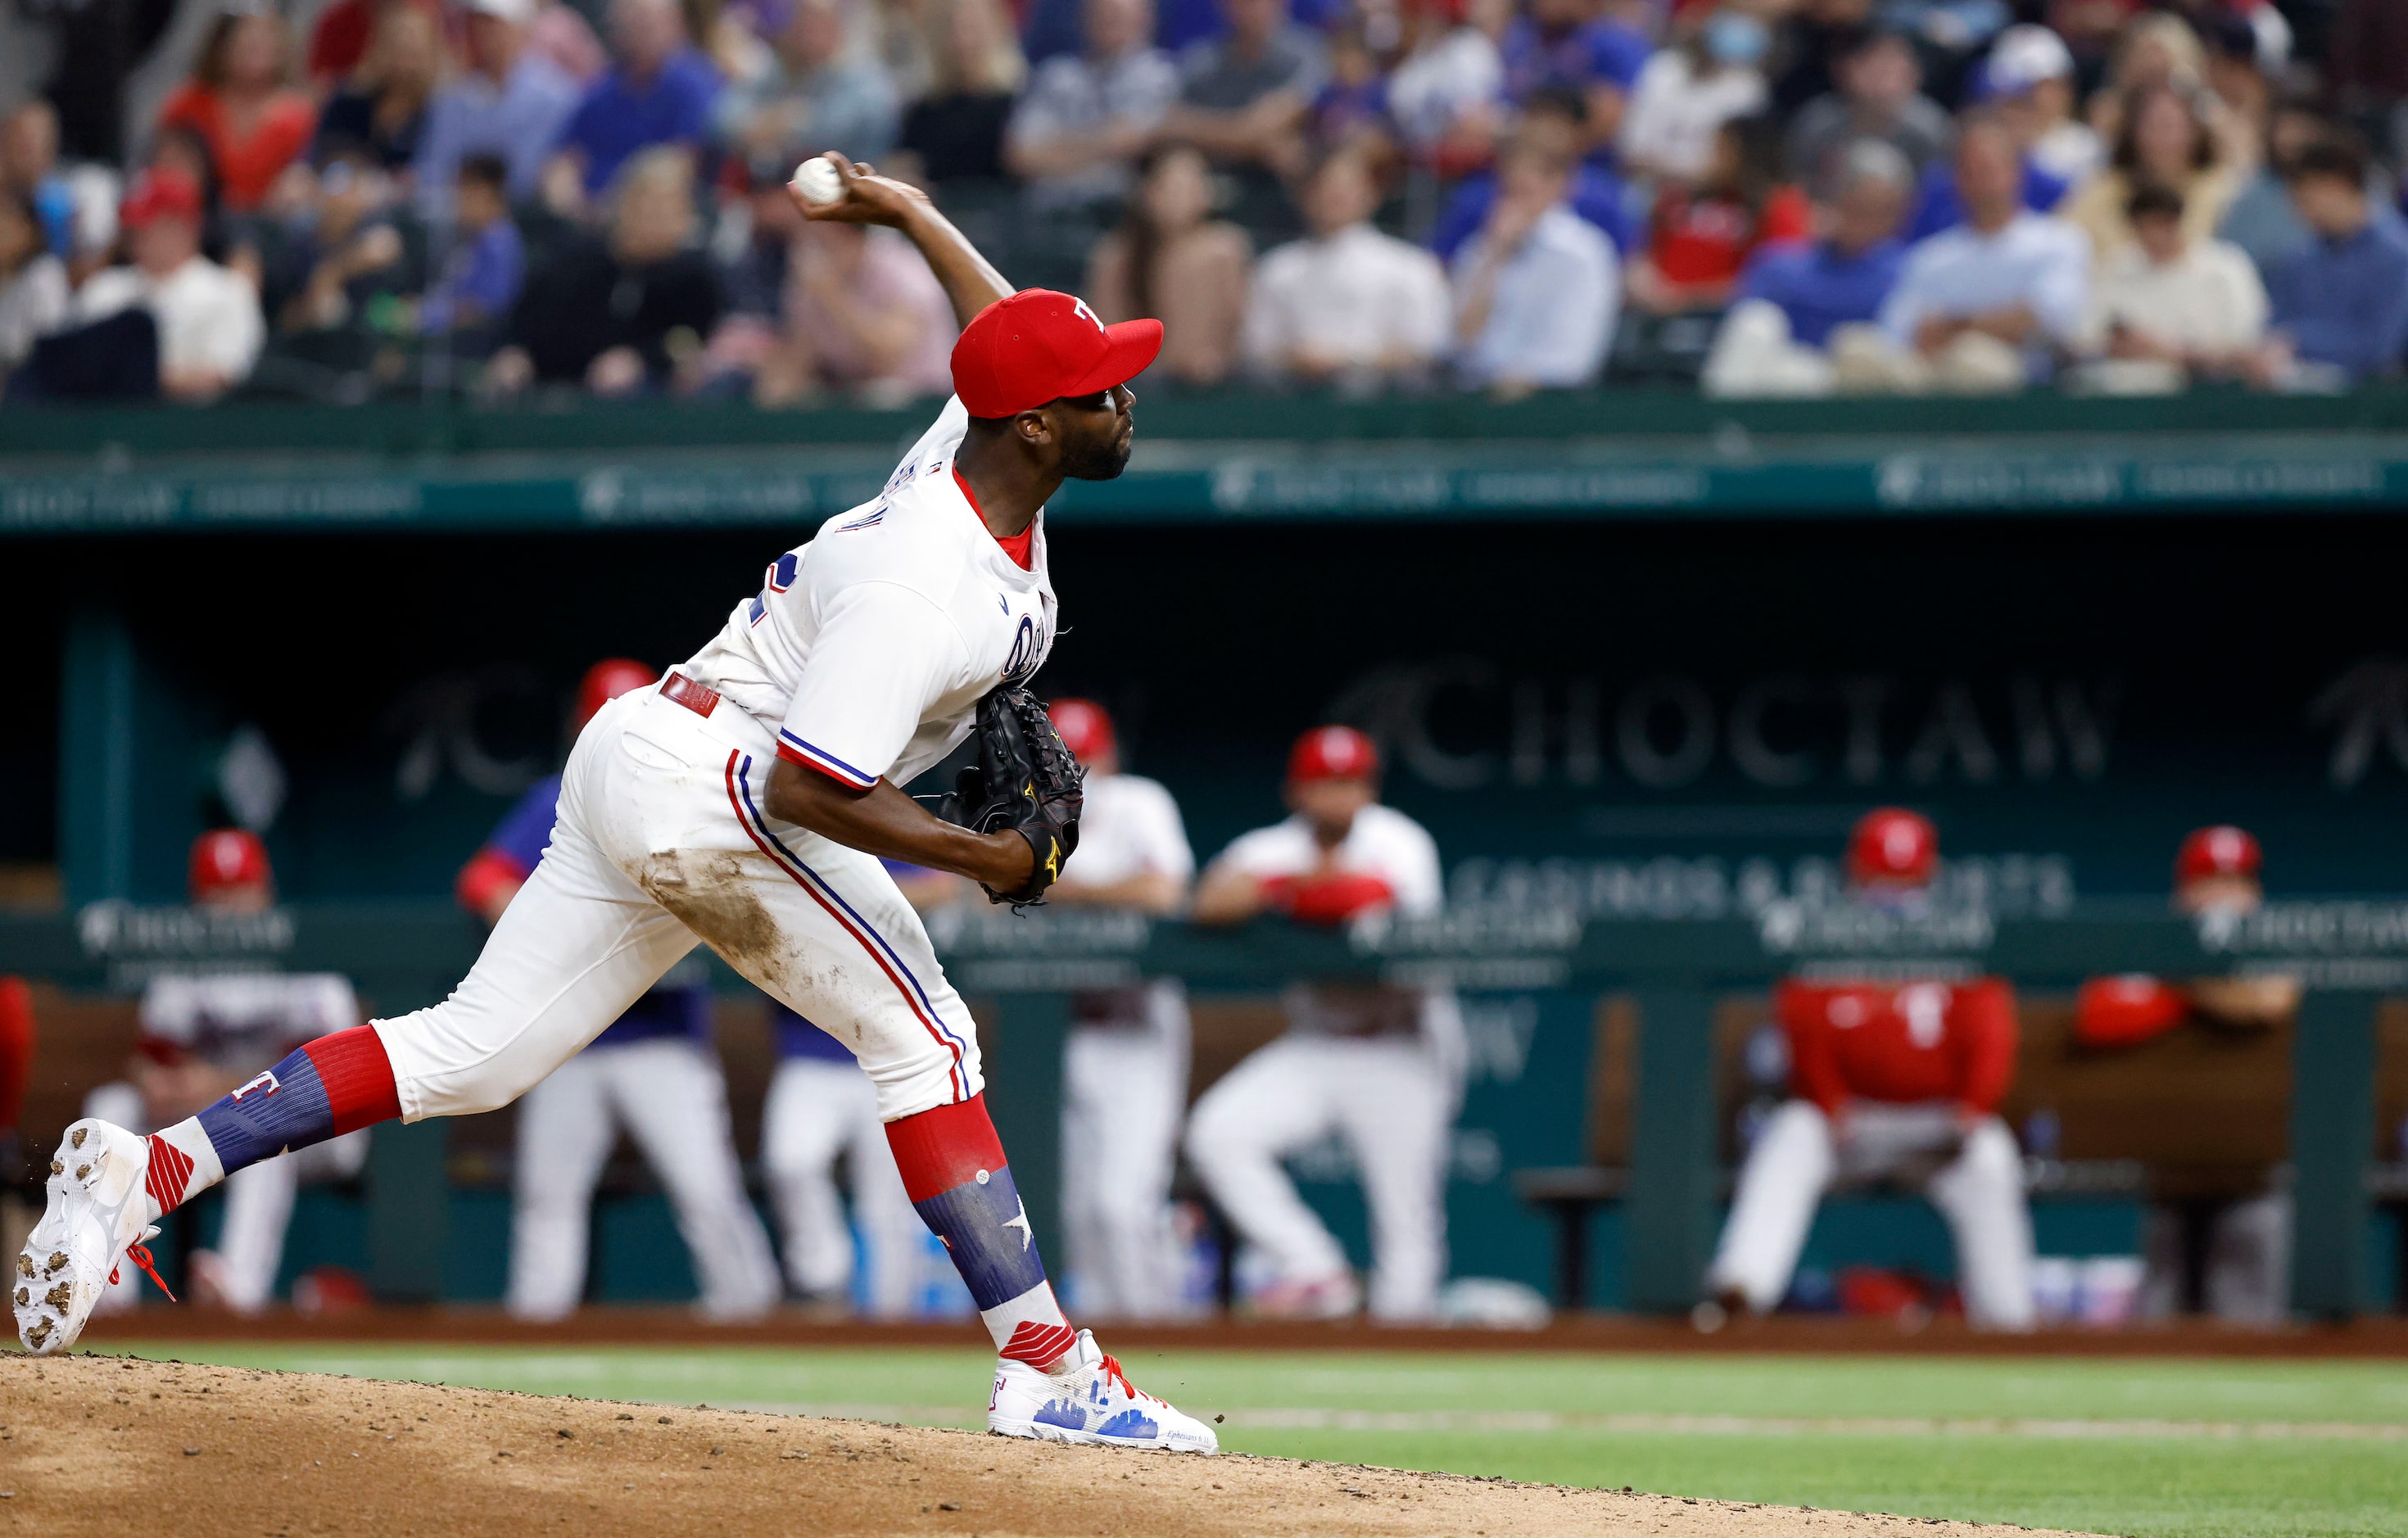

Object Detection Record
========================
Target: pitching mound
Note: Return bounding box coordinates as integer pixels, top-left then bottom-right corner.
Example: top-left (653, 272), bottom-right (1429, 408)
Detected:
top-left (2, 1356), bottom-right (2104, 1536)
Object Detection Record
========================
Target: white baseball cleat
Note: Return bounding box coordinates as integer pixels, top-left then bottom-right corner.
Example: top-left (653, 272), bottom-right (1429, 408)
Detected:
top-left (986, 1328), bottom-right (1218, 1454)
top-left (14, 1119), bottom-right (174, 1355)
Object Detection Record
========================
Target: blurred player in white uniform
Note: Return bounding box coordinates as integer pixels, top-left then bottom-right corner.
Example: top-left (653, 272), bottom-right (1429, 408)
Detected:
top-left (27, 159), bottom-right (1219, 1454)
top-left (457, 658), bottom-right (781, 1323)
top-left (83, 830), bottom-right (369, 1314)
top-left (1185, 726), bottom-right (1461, 1322)
top-left (760, 861), bottom-right (961, 1316)
top-left (1042, 699), bottom-right (1195, 1319)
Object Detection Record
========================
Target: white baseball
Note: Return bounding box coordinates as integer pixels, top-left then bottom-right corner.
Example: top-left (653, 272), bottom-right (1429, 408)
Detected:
top-left (790, 156), bottom-right (843, 206)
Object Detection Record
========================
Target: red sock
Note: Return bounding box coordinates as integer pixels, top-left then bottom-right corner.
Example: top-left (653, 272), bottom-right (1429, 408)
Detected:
top-left (885, 1094), bottom-right (1074, 1365)
top-left (304, 1025), bottom-right (402, 1133)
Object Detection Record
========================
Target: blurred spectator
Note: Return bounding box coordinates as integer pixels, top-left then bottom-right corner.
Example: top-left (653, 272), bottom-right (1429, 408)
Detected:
top-left (1004, 0), bottom-right (1180, 210)
top-left (1386, 0), bottom-right (1507, 170)
top-left (269, 149), bottom-right (410, 336)
top-left (157, 10), bottom-right (319, 215)
top-left (1786, 28), bottom-right (1947, 199)
top-left (419, 153), bottom-right (524, 347)
top-left (0, 188), bottom-right (70, 373)
top-left (1619, 10), bottom-right (1770, 183)
top-left (1159, 0), bottom-right (1329, 182)
top-left (308, 0), bottom-right (444, 84)
top-left (1628, 115), bottom-right (1809, 315)
top-left (1703, 137), bottom-right (1909, 396)
top-left (313, 3), bottom-right (446, 174)
top-left (2068, 183), bottom-right (2264, 393)
top-left (527, 0), bottom-right (613, 84)
top-left (1769, 0), bottom-right (1876, 118)
top-left (2, 102), bottom-right (75, 261)
top-left (1861, 115), bottom-right (2087, 389)
top-left (717, 0), bottom-right (902, 169)
top-left (1977, 24), bottom-right (2100, 187)
top-left (698, 162), bottom-right (803, 391)
top-left (2057, 84), bottom-right (2243, 265)
top-left (489, 145), bottom-right (721, 395)
top-left (757, 220), bottom-right (955, 405)
top-left (1706, 808), bottom-right (2036, 1332)
top-left (1088, 143), bottom-right (1252, 387)
top-left (2085, 15), bottom-right (2250, 170)
top-left (70, 168), bottom-right (263, 402)
top-left (2244, 137), bottom-right (2408, 386)
top-left (1243, 147), bottom-right (1448, 387)
top-left (898, 0), bottom-right (1028, 183)
top-left (1499, 0), bottom-right (1650, 156)
top-left (1450, 132), bottom-right (1618, 392)
top-left (2216, 102), bottom-right (2343, 275)
top-left (1430, 88), bottom-right (1634, 263)
top-left (549, 0), bottom-right (722, 203)
top-left (414, 0), bottom-right (585, 218)
top-left (1903, 106), bottom-right (2070, 241)
top-left (1305, 21), bottom-right (1394, 161)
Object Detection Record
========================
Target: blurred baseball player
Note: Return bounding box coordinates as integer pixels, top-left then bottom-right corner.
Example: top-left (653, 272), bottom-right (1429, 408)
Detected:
top-left (760, 861), bottom-right (962, 1316)
top-left (1706, 808), bottom-right (2037, 1330)
top-left (1184, 726), bottom-right (1461, 1322)
top-left (80, 831), bottom-right (369, 1314)
top-left (22, 155), bottom-right (1215, 1453)
top-left (2075, 826), bottom-right (2297, 1321)
top-left (456, 658), bottom-right (780, 1323)
top-left (1042, 699), bottom-right (1196, 1320)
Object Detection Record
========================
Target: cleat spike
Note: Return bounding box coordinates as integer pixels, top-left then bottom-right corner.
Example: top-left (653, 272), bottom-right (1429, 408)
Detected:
top-left (70, 1128), bottom-right (87, 1149)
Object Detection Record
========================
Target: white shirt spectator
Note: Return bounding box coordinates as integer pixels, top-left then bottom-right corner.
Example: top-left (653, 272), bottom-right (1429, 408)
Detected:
top-left (2083, 236), bottom-right (2265, 356)
top-left (1878, 210), bottom-right (2089, 372)
top-left (1242, 222), bottom-right (1451, 378)
top-left (72, 256), bottom-right (265, 385)
top-left (1618, 50), bottom-right (1765, 182)
top-left (1385, 25), bottom-right (1502, 155)
top-left (140, 971), bottom-right (363, 1074)
top-left (0, 251), bottom-right (70, 369)
top-left (1451, 204), bottom-right (1618, 389)
top-left (1213, 804), bottom-right (1442, 917)
top-left (1006, 48), bottom-right (1181, 209)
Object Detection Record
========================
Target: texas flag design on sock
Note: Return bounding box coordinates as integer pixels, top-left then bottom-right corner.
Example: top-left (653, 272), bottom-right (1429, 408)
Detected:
top-left (885, 1094), bottom-right (1071, 1366)
top-left (194, 1025), bottom-right (401, 1174)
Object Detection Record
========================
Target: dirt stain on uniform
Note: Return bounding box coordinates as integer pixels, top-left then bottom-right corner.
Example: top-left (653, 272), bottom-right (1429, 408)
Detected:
top-left (637, 850), bottom-right (786, 988)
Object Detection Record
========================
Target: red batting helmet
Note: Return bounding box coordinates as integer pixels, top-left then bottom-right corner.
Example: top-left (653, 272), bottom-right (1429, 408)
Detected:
top-left (2175, 825), bottom-right (2261, 885)
top-left (190, 829), bottom-right (271, 898)
top-left (1048, 698), bottom-right (1116, 764)
top-left (576, 658), bottom-right (659, 731)
top-left (1288, 725), bottom-right (1379, 784)
top-left (1847, 807), bottom-right (1938, 888)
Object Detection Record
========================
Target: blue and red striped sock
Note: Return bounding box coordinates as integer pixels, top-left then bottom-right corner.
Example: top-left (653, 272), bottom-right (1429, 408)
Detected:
top-left (885, 1093), bottom-right (1076, 1369)
top-left (145, 1026), bottom-right (401, 1214)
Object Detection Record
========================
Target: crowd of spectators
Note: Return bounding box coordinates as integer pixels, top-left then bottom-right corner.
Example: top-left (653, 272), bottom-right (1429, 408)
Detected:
top-left (3, 0), bottom-right (2406, 404)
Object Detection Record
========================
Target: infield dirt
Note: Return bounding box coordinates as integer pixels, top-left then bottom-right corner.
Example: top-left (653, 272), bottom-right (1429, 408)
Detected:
top-left (2, 1355), bottom-right (2108, 1537)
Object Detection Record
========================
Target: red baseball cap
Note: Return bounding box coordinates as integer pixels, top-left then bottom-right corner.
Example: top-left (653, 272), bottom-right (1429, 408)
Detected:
top-left (190, 829), bottom-right (271, 898)
top-left (576, 658), bottom-right (659, 731)
top-left (1048, 698), bottom-right (1116, 763)
top-left (1288, 726), bottom-right (1379, 784)
top-left (2176, 825), bottom-right (2261, 884)
top-left (121, 166), bottom-right (203, 229)
top-left (951, 290), bottom-right (1161, 418)
top-left (1847, 807), bottom-right (1938, 887)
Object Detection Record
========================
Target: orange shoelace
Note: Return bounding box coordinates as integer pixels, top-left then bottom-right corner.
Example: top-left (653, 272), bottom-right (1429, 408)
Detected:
top-left (110, 1242), bottom-right (179, 1303)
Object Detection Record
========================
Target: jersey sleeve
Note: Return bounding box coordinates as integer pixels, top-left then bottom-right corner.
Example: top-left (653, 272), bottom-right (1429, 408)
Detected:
top-left (1949, 977), bottom-right (2019, 1115)
top-left (1777, 980), bottom-right (1848, 1116)
top-left (1129, 780), bottom-right (1196, 881)
top-left (776, 581), bottom-right (970, 789)
top-left (1384, 816), bottom-right (1445, 917)
top-left (1213, 824), bottom-right (1306, 879)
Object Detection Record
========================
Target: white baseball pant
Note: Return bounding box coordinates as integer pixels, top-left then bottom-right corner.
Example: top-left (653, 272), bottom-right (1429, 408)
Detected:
top-left (368, 682), bottom-right (984, 1134)
top-left (1185, 1034), bottom-right (1451, 1322)
top-left (505, 1037), bottom-right (781, 1321)
top-left (81, 1082), bottom-right (369, 1313)
top-left (1059, 981), bottom-right (1191, 1319)
top-left (759, 1056), bottom-right (927, 1315)
top-left (1708, 1099), bottom-right (2037, 1329)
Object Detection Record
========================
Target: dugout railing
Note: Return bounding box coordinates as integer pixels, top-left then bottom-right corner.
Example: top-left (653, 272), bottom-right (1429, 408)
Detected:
top-left (3, 896), bottom-right (2400, 1319)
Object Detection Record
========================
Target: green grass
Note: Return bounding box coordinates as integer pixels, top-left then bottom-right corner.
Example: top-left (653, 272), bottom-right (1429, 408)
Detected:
top-left (97, 1342), bottom-right (2408, 1538)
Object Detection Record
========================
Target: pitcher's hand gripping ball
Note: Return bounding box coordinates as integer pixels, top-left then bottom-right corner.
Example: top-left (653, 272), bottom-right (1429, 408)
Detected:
top-left (939, 688), bottom-right (1084, 907)
top-left (790, 155), bottom-right (843, 205)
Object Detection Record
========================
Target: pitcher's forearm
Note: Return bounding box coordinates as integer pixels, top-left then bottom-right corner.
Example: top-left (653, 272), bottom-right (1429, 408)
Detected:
top-left (763, 758), bottom-right (1031, 889)
top-left (900, 201), bottom-right (1014, 329)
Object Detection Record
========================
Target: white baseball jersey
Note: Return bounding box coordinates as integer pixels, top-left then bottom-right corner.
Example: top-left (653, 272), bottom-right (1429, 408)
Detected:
top-left (681, 396), bottom-right (1058, 791)
top-left (1212, 804), bottom-right (1444, 916)
top-left (1064, 773), bottom-right (1193, 889)
top-left (138, 972), bottom-right (361, 1074)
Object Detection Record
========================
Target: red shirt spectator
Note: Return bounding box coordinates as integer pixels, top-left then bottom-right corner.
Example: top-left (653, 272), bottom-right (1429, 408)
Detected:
top-left (1776, 976), bottom-right (2019, 1117)
top-left (157, 11), bottom-right (318, 211)
top-left (1648, 179), bottom-right (1810, 286)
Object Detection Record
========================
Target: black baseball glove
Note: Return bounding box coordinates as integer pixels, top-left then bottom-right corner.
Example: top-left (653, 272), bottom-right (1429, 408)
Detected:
top-left (936, 687), bottom-right (1084, 907)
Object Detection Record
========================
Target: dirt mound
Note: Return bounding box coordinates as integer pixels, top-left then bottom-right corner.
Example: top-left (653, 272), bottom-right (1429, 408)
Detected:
top-left (2, 1356), bottom-right (2103, 1537)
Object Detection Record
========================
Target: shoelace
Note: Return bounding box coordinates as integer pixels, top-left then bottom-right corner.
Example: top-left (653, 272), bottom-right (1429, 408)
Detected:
top-left (109, 1242), bottom-right (178, 1303)
top-left (1097, 1354), bottom-right (1161, 1407)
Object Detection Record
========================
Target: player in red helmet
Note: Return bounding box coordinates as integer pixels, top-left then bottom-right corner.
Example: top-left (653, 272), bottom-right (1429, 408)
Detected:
top-left (1707, 808), bottom-right (2035, 1329)
top-left (1038, 698), bottom-right (1197, 1319)
top-left (1185, 726), bottom-right (1460, 1321)
top-left (455, 658), bottom-right (781, 1324)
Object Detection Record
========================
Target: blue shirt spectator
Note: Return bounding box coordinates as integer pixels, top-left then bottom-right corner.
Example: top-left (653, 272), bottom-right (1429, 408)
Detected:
top-left (1904, 155), bottom-right (2066, 242)
top-left (1430, 161), bottom-right (1636, 261)
top-left (556, 0), bottom-right (720, 197)
top-left (1451, 144), bottom-right (1620, 391)
top-left (1499, 10), bottom-right (1650, 103)
top-left (414, 0), bottom-right (584, 218)
top-left (2263, 201), bottom-right (2408, 381)
top-left (419, 166), bottom-right (525, 337)
top-left (1738, 237), bottom-right (1905, 347)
